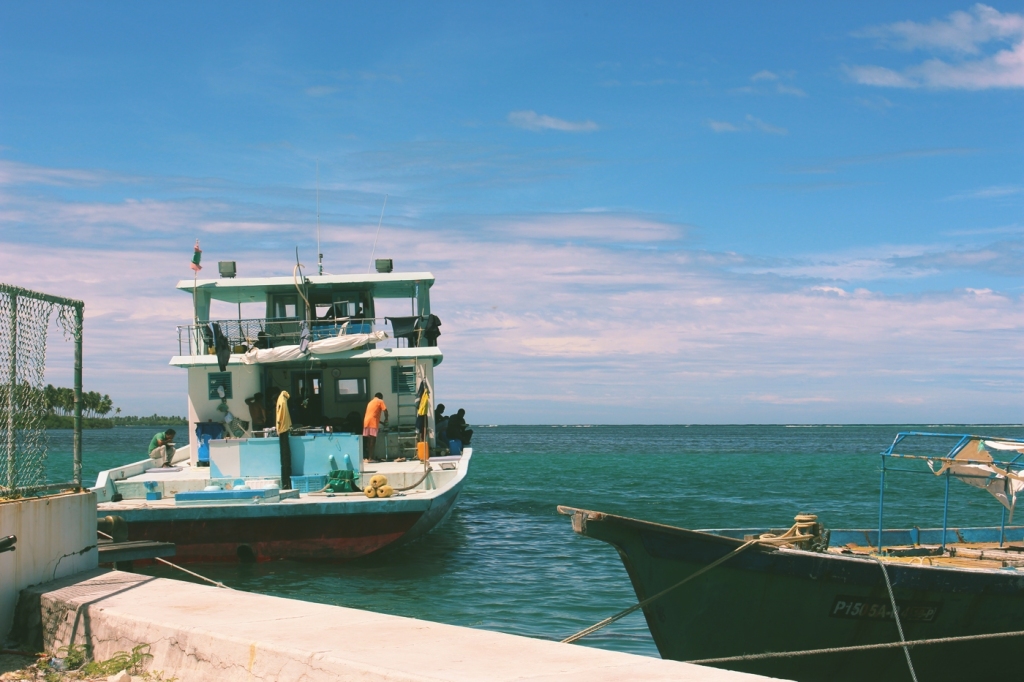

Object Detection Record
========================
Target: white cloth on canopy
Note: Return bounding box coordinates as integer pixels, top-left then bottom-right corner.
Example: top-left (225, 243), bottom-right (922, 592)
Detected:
top-left (930, 438), bottom-right (1024, 520)
top-left (984, 440), bottom-right (1024, 452)
top-left (241, 331), bottom-right (388, 365)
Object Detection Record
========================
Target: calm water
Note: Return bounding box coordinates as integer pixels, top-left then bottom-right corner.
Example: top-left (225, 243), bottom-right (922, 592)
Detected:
top-left (47, 424), bottom-right (1024, 657)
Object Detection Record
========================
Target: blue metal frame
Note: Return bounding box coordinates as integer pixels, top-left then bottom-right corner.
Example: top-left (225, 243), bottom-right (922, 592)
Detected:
top-left (877, 432), bottom-right (1024, 553)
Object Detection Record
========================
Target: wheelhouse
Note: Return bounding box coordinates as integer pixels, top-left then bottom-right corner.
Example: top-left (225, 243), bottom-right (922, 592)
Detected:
top-left (172, 270), bottom-right (441, 463)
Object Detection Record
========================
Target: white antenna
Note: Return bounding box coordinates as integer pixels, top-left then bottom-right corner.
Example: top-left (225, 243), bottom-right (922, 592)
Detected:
top-left (316, 160), bottom-right (323, 276)
top-left (368, 194), bottom-right (388, 273)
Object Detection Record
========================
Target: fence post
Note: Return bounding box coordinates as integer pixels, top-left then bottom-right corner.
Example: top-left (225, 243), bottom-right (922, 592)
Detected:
top-left (73, 303), bottom-right (84, 486)
top-left (5, 293), bottom-right (16, 489)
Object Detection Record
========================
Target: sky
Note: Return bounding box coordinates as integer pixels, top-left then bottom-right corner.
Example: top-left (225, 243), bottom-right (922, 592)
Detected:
top-left (0, 2), bottom-right (1022, 424)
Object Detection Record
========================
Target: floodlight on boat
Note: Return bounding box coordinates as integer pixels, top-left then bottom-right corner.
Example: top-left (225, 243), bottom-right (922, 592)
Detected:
top-left (375, 259), bottom-right (393, 273)
top-left (218, 261), bottom-right (237, 278)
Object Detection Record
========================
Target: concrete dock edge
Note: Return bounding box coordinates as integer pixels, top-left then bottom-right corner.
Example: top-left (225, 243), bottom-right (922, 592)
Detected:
top-left (14, 569), bottom-right (780, 681)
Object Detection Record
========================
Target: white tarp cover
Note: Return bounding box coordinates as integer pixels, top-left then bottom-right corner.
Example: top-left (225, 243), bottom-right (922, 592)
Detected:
top-left (984, 440), bottom-right (1024, 452)
top-left (930, 438), bottom-right (1024, 519)
top-left (241, 331), bottom-right (388, 364)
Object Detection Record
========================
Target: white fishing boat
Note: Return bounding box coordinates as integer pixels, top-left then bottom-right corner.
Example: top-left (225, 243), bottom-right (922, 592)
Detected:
top-left (91, 259), bottom-right (472, 562)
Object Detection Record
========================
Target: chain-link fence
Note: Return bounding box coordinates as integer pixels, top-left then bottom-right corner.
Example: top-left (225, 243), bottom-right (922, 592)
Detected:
top-left (0, 283), bottom-right (83, 497)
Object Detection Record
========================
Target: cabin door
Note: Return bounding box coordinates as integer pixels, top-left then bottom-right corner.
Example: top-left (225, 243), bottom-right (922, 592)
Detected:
top-left (290, 370), bottom-right (324, 427)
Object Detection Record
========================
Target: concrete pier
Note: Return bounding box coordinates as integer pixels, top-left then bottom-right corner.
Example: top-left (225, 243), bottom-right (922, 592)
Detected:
top-left (17, 569), bottom-right (779, 681)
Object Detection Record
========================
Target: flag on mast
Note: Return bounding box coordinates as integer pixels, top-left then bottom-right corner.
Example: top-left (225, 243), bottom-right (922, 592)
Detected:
top-left (190, 239), bottom-right (203, 272)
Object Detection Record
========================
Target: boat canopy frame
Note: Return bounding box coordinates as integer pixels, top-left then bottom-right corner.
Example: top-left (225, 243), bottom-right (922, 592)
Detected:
top-left (878, 431), bottom-right (1024, 553)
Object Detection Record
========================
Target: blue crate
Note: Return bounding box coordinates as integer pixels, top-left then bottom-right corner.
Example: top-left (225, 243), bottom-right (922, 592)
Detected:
top-left (291, 474), bottom-right (328, 493)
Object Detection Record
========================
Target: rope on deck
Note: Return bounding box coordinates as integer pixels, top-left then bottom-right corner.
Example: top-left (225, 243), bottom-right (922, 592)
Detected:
top-left (687, 628), bottom-right (1024, 665)
top-left (561, 539), bottom-right (758, 644)
top-left (877, 557), bottom-right (918, 682)
top-left (98, 530), bottom-right (233, 590)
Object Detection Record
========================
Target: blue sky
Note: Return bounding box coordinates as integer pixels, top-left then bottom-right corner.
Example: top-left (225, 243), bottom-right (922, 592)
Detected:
top-left (1, 2), bottom-right (1022, 423)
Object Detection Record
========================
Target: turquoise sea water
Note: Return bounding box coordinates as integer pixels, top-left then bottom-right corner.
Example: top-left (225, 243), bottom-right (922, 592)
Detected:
top-left (47, 424), bottom-right (1024, 657)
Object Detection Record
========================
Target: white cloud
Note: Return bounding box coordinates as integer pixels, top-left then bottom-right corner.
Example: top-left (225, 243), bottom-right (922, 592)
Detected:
top-left (707, 116), bottom-right (787, 135)
top-left (858, 4), bottom-right (1024, 54)
top-left (745, 115), bottom-right (788, 135)
top-left (849, 4), bottom-right (1024, 89)
top-left (707, 119), bottom-right (740, 133)
top-left (0, 159), bottom-right (121, 187)
top-left (855, 95), bottom-right (895, 110)
top-left (946, 185), bottom-right (1024, 200)
top-left (775, 83), bottom-right (807, 97)
top-left (747, 394), bottom-right (837, 405)
top-left (3, 160), bottom-right (1023, 423)
top-left (739, 71), bottom-right (808, 97)
top-left (507, 110), bottom-right (599, 133)
top-left (305, 85), bottom-right (338, 97)
top-left (489, 214), bottom-right (684, 243)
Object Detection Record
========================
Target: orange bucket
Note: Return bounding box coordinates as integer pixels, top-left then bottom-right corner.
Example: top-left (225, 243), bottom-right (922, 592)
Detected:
top-left (417, 441), bottom-right (430, 461)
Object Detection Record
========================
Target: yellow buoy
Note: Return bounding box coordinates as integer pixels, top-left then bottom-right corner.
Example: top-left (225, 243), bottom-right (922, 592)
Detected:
top-left (369, 474), bottom-right (388, 489)
top-left (376, 485), bottom-right (394, 498)
top-left (364, 485), bottom-right (377, 498)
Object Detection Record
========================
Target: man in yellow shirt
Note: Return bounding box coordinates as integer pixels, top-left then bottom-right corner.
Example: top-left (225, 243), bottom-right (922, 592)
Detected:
top-left (276, 390), bottom-right (293, 489)
top-left (363, 392), bottom-right (388, 461)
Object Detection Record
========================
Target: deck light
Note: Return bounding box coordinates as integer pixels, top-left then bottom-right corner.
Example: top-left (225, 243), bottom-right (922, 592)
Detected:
top-left (218, 261), bottom-right (237, 278)
top-left (375, 259), bottom-right (393, 273)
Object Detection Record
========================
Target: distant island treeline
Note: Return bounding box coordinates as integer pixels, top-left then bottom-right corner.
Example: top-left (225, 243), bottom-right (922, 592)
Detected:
top-left (43, 384), bottom-right (186, 429)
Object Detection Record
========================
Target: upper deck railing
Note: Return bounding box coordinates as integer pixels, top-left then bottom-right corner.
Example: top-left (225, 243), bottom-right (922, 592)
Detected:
top-left (176, 316), bottom-right (439, 356)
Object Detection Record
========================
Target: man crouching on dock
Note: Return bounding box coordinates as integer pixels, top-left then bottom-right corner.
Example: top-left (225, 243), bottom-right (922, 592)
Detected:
top-left (363, 393), bottom-right (387, 461)
top-left (148, 428), bottom-right (176, 467)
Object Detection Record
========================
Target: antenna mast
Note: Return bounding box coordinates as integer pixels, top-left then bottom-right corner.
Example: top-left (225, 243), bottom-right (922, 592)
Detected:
top-left (316, 160), bottom-right (323, 276)
top-left (368, 194), bottom-right (388, 273)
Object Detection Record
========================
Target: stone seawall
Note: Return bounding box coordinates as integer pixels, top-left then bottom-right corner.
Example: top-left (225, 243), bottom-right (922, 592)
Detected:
top-left (14, 569), bottom-right (780, 681)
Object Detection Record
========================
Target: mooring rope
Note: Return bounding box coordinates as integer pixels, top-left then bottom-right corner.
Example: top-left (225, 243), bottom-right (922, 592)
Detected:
top-left (562, 539), bottom-right (758, 644)
top-left (876, 557), bottom-right (918, 682)
top-left (687, 628), bottom-right (1024, 665)
top-left (97, 530), bottom-right (232, 590)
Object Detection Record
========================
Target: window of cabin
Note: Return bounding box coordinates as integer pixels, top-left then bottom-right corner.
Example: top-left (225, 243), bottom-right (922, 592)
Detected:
top-left (391, 366), bottom-right (415, 394)
top-left (271, 295), bottom-right (298, 319)
top-left (335, 378), bottom-right (368, 402)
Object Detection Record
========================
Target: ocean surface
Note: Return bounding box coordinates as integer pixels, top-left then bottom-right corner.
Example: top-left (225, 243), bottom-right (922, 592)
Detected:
top-left (47, 423), bottom-right (1024, 657)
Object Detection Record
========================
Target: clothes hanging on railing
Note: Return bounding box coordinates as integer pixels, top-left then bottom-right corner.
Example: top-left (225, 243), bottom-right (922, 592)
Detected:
top-left (212, 322), bottom-right (230, 371)
top-left (387, 316), bottom-right (420, 346)
top-left (421, 314), bottom-right (441, 346)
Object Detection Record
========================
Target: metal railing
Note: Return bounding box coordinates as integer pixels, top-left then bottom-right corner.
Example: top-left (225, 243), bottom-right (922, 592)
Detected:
top-left (176, 317), bottom-right (428, 356)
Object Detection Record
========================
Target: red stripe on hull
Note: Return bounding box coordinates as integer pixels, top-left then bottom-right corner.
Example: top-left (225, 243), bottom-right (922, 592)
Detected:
top-left (126, 511), bottom-right (423, 562)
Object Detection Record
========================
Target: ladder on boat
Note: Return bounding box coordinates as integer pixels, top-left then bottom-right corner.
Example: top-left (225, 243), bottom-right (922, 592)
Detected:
top-left (389, 358), bottom-right (419, 460)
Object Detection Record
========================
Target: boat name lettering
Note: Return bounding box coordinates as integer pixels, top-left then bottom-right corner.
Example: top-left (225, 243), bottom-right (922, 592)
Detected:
top-left (830, 596), bottom-right (940, 622)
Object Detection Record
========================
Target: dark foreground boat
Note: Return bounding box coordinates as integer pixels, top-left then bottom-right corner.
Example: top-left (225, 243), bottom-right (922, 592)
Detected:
top-left (561, 432), bottom-right (1024, 682)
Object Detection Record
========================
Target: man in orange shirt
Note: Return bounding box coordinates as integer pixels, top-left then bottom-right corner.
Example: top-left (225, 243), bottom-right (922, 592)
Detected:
top-left (363, 392), bottom-right (388, 461)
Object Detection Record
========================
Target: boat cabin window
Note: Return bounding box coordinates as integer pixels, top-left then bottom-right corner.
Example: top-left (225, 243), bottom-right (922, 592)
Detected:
top-left (391, 366), bottom-right (415, 394)
top-left (335, 378), bottom-right (368, 402)
top-left (315, 303), bottom-right (337, 319)
top-left (271, 295), bottom-right (299, 319)
top-left (294, 374), bottom-right (321, 397)
top-left (308, 291), bottom-right (368, 321)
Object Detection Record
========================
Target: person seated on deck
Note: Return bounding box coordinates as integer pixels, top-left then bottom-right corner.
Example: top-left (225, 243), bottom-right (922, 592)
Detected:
top-left (245, 392), bottom-right (268, 431)
top-left (148, 428), bottom-right (177, 467)
top-left (434, 404), bottom-right (449, 450)
top-left (344, 410), bottom-right (362, 434)
top-left (363, 392), bottom-right (388, 461)
top-left (447, 409), bottom-right (473, 446)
